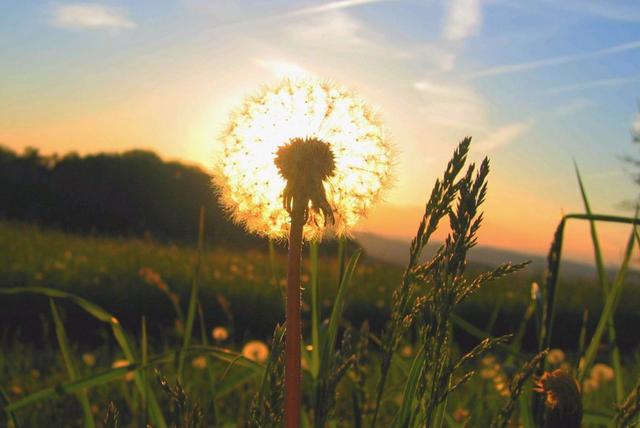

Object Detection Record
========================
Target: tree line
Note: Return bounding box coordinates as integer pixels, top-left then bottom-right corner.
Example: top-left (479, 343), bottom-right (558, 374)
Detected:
top-left (0, 145), bottom-right (260, 247)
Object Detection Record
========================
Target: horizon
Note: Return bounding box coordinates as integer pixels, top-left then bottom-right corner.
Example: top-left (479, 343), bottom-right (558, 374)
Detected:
top-left (2, 0), bottom-right (640, 264)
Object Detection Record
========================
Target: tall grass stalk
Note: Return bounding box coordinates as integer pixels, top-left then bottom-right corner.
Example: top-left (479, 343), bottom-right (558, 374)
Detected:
top-left (574, 163), bottom-right (624, 401)
top-left (49, 299), bottom-right (96, 428)
top-left (374, 138), bottom-right (528, 427)
top-left (197, 304), bottom-right (219, 423)
top-left (578, 227), bottom-right (635, 384)
top-left (178, 205), bottom-right (206, 382)
top-left (372, 138), bottom-right (472, 427)
top-left (141, 316), bottom-right (149, 426)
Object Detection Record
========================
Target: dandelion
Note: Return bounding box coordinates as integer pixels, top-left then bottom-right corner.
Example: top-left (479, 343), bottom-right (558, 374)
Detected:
top-left (400, 345), bottom-right (413, 357)
top-left (481, 368), bottom-right (497, 379)
top-left (242, 340), bottom-right (269, 363)
top-left (547, 349), bottom-right (565, 366)
top-left (212, 326), bottom-right (229, 342)
top-left (82, 353), bottom-right (96, 367)
top-left (111, 359), bottom-right (134, 382)
top-left (191, 356), bottom-right (207, 369)
top-left (533, 369), bottom-right (582, 428)
top-left (213, 78), bottom-right (393, 241)
top-left (590, 363), bottom-right (614, 382)
top-left (453, 407), bottom-right (469, 422)
top-left (9, 385), bottom-right (23, 396)
top-left (482, 355), bottom-right (496, 366)
top-left (582, 378), bottom-right (599, 394)
top-left (214, 77), bottom-right (393, 427)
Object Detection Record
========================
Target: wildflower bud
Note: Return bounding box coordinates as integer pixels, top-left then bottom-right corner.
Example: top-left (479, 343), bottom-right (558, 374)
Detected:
top-left (534, 369), bottom-right (583, 428)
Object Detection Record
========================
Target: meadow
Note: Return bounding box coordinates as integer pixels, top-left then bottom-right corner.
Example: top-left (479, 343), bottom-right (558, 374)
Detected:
top-left (1, 210), bottom-right (639, 426)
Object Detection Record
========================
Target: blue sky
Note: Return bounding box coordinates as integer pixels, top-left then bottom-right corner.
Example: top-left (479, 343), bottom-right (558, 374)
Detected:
top-left (1, 0), bottom-right (639, 260)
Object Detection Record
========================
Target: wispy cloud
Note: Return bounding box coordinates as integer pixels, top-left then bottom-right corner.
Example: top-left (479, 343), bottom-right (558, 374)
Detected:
top-left (474, 120), bottom-right (533, 151)
top-left (465, 39), bottom-right (640, 79)
top-left (255, 59), bottom-right (309, 78)
top-left (547, 74), bottom-right (640, 94)
top-left (52, 3), bottom-right (135, 30)
top-left (543, 0), bottom-right (640, 23)
top-left (289, 0), bottom-right (393, 17)
top-left (551, 98), bottom-right (593, 116)
top-left (414, 78), bottom-right (488, 130)
top-left (443, 0), bottom-right (482, 41)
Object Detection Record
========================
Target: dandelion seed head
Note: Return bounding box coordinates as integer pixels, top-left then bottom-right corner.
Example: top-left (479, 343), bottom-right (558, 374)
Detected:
top-left (590, 363), bottom-right (614, 382)
top-left (82, 353), bottom-right (96, 367)
top-left (191, 356), bottom-right (207, 369)
top-left (213, 78), bottom-right (394, 240)
top-left (547, 348), bottom-right (565, 365)
top-left (212, 326), bottom-right (229, 342)
top-left (242, 340), bottom-right (269, 363)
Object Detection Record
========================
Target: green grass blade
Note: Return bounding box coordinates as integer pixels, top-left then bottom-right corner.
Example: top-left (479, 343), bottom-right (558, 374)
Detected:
top-left (574, 162), bottom-right (624, 401)
top-left (484, 295), bottom-right (504, 335)
top-left (178, 205), bottom-right (206, 381)
top-left (1, 380), bottom-right (20, 427)
top-left (0, 286), bottom-right (168, 428)
top-left (578, 308), bottom-right (589, 359)
top-left (574, 163), bottom-right (610, 293)
top-left (141, 316), bottom-right (149, 425)
top-left (579, 227), bottom-right (635, 384)
top-left (583, 411), bottom-right (615, 425)
top-left (337, 237), bottom-right (347, 284)
top-left (391, 345), bottom-right (425, 428)
top-left (4, 366), bottom-right (133, 413)
top-left (2, 345), bottom-right (262, 414)
top-left (49, 299), bottom-right (96, 428)
top-left (519, 390), bottom-right (535, 428)
top-left (309, 240), bottom-right (320, 379)
top-left (213, 366), bottom-right (261, 399)
top-left (320, 248), bottom-right (362, 376)
top-left (451, 314), bottom-right (526, 360)
top-left (198, 304), bottom-right (219, 422)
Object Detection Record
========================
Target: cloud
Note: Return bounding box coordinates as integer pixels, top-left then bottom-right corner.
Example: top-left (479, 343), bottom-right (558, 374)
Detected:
top-left (474, 120), bottom-right (533, 151)
top-left (443, 0), bottom-right (482, 41)
top-left (52, 3), bottom-right (135, 30)
top-left (414, 78), bottom-right (488, 130)
top-left (547, 74), bottom-right (640, 94)
top-left (289, 0), bottom-right (394, 17)
top-left (283, 10), bottom-right (368, 48)
top-left (551, 98), bottom-right (593, 116)
top-left (465, 39), bottom-right (640, 79)
top-left (255, 59), bottom-right (310, 79)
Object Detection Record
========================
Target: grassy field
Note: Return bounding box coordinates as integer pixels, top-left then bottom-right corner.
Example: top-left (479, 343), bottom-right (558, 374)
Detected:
top-left (1, 219), bottom-right (639, 426)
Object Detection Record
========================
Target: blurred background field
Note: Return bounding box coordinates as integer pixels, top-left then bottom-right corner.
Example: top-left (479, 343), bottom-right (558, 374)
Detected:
top-left (1, 219), bottom-right (639, 427)
top-left (2, 218), bottom-right (639, 352)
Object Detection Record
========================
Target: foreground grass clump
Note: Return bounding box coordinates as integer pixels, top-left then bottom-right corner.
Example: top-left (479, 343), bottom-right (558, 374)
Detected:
top-left (2, 139), bottom-right (640, 426)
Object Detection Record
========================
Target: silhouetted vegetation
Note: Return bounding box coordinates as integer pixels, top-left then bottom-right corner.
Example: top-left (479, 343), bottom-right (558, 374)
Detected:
top-left (0, 145), bottom-right (257, 246)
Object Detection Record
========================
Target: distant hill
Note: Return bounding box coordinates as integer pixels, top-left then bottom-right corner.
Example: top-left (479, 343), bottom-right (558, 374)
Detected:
top-left (354, 231), bottom-right (600, 277)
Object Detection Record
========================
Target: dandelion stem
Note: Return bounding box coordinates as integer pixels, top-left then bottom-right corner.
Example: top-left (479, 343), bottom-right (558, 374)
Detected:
top-left (284, 197), bottom-right (305, 428)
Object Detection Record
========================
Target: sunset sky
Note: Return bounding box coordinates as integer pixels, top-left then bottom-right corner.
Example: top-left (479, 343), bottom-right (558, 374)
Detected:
top-left (2, 1), bottom-right (640, 264)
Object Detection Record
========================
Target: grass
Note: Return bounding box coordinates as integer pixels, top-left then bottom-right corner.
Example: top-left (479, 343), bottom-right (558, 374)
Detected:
top-left (2, 220), bottom-right (640, 351)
